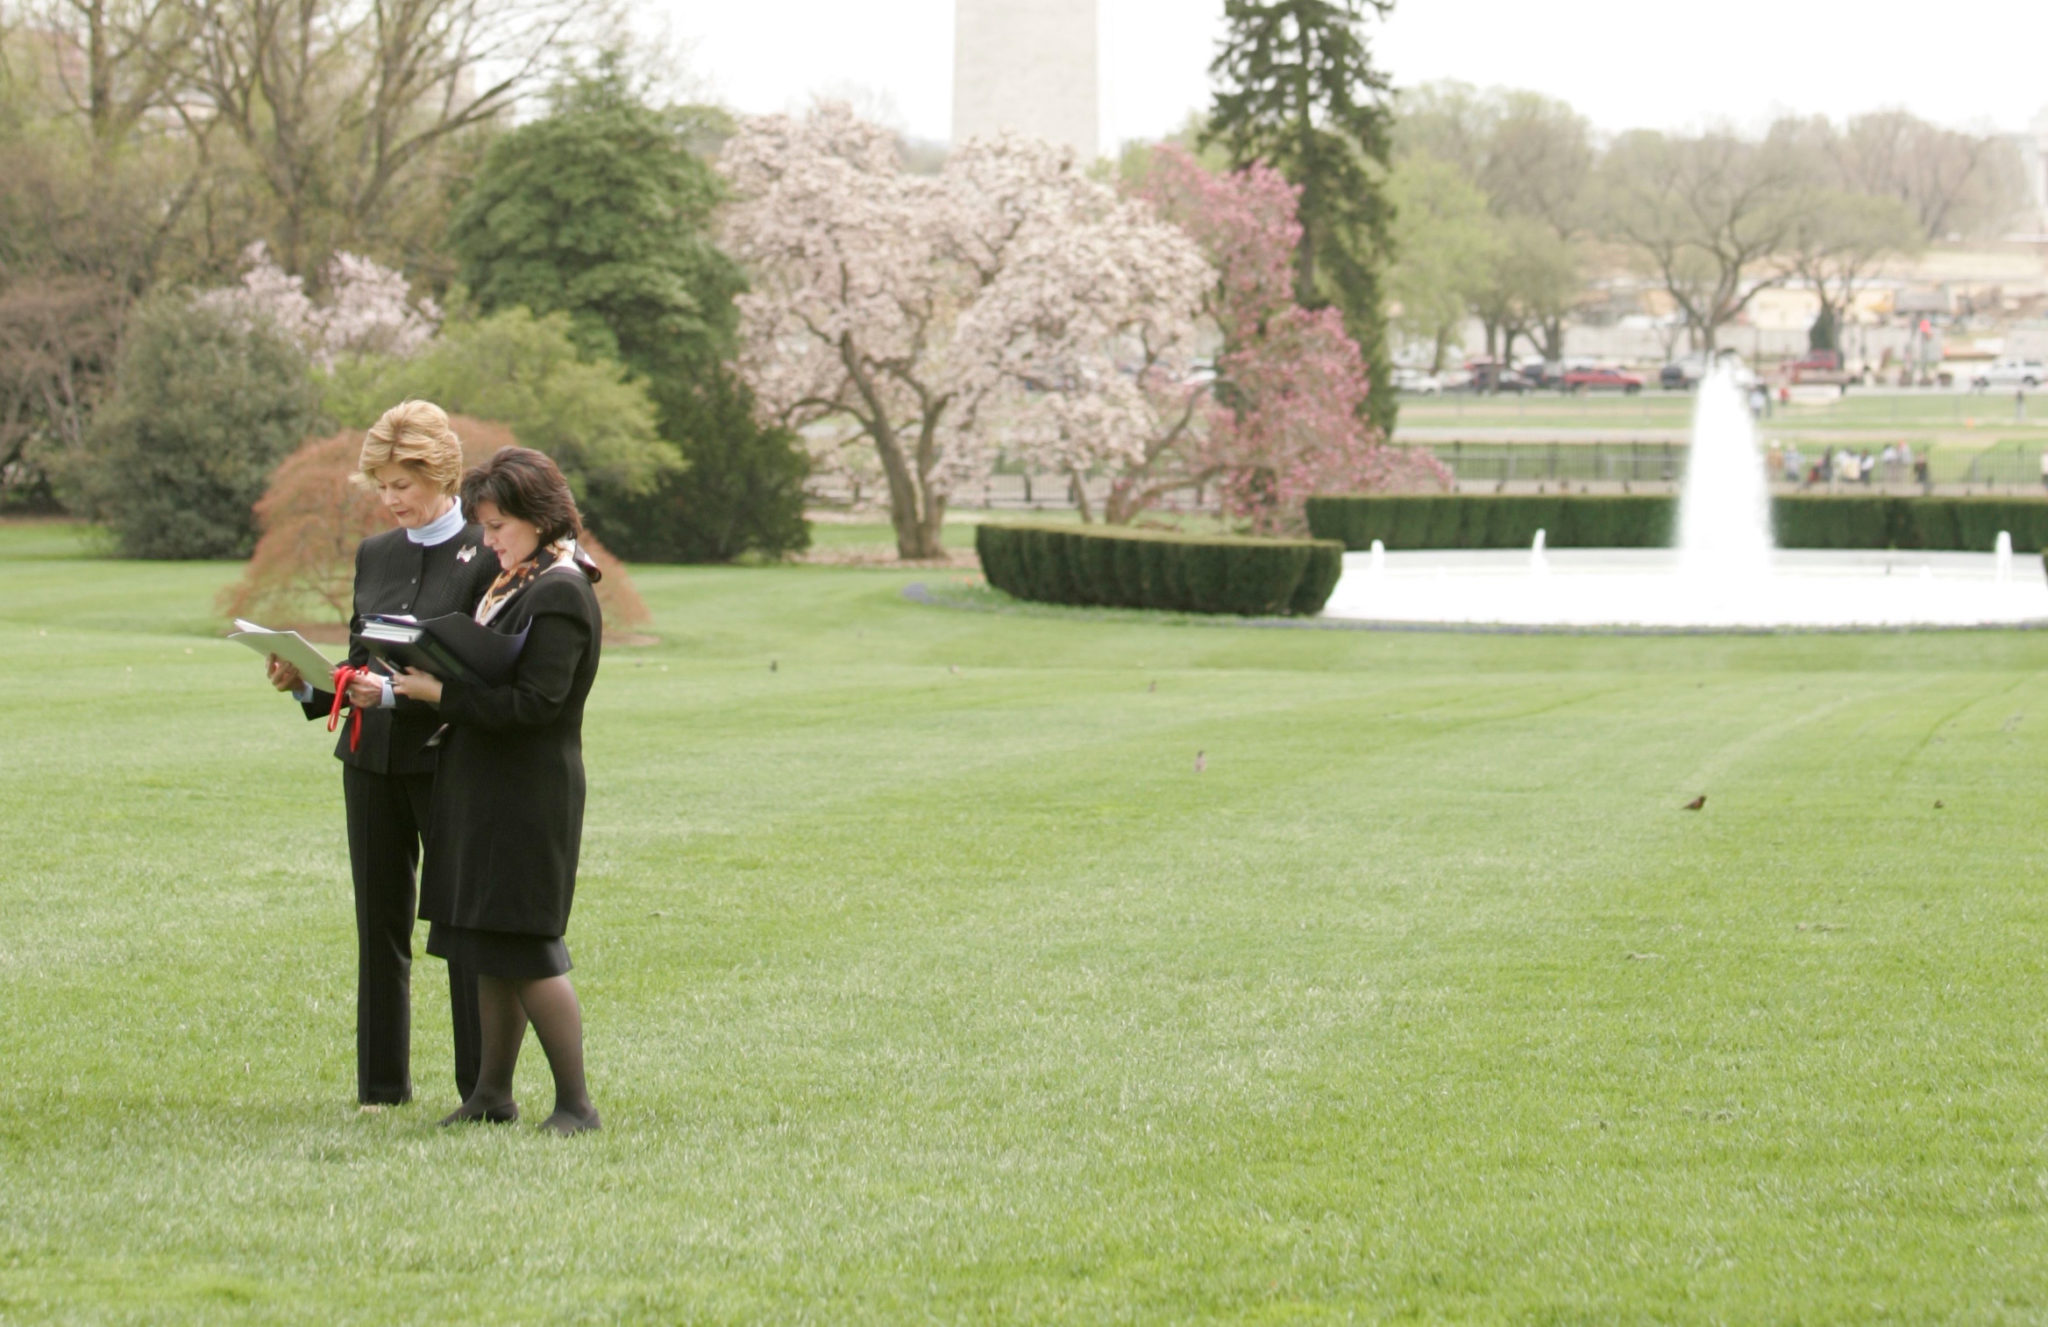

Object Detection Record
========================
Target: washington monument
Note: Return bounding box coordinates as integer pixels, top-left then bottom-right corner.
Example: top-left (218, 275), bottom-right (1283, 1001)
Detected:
top-left (952, 0), bottom-right (1099, 160)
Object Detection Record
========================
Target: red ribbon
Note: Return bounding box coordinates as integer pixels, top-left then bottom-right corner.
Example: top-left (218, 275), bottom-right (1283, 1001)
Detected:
top-left (328, 664), bottom-right (371, 752)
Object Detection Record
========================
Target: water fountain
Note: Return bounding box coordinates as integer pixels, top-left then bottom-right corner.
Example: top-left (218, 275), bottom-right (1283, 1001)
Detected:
top-left (1321, 369), bottom-right (2048, 630)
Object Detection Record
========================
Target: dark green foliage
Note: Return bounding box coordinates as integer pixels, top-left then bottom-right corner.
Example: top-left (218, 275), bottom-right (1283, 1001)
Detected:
top-left (1204, 0), bottom-right (1400, 435)
top-left (447, 58), bottom-right (805, 563)
top-left (75, 298), bottom-right (317, 559)
top-left (1809, 305), bottom-right (1838, 352)
top-left (1775, 495), bottom-right (1891, 549)
top-left (976, 524), bottom-right (1343, 616)
top-left (584, 374), bottom-right (811, 564)
top-left (1307, 494), bottom-right (2048, 552)
top-left (1289, 540), bottom-right (1346, 616)
top-left (1305, 494), bottom-right (1677, 549)
top-left (447, 59), bottom-right (741, 387)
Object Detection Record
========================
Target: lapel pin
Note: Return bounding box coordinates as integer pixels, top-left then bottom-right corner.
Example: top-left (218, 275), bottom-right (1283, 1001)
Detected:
top-left (457, 544), bottom-right (477, 562)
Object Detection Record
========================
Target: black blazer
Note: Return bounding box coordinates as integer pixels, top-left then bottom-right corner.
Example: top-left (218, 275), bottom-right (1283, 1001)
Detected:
top-left (301, 524), bottom-right (501, 776)
top-left (418, 569), bottom-right (603, 937)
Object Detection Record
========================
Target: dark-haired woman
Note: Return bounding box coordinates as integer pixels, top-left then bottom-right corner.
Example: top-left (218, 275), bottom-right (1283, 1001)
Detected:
top-left (392, 446), bottom-right (604, 1134)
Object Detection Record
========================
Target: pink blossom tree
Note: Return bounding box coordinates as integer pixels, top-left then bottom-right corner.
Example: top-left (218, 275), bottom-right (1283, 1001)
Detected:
top-left (198, 243), bottom-right (441, 369)
top-left (1136, 146), bottom-right (1446, 532)
top-left (953, 159), bottom-right (1216, 524)
top-left (720, 106), bottom-right (1213, 555)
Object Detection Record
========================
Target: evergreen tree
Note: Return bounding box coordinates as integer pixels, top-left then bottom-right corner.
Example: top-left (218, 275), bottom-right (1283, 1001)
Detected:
top-left (1204, 0), bottom-right (1401, 435)
top-left (447, 57), bottom-right (809, 562)
top-left (592, 372), bottom-right (809, 563)
top-left (1809, 306), bottom-right (1839, 353)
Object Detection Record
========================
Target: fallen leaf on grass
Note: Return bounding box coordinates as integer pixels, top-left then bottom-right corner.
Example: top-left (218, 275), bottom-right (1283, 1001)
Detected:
top-left (1627, 952), bottom-right (1661, 961)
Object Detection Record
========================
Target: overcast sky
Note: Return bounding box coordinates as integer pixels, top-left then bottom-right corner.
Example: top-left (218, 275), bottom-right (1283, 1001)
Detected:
top-left (641, 0), bottom-right (2046, 147)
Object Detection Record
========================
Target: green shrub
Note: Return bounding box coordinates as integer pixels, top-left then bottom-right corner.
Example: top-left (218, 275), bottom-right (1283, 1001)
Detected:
top-left (1306, 495), bottom-right (1676, 550)
top-left (1289, 541), bottom-right (1345, 617)
top-left (1772, 496), bottom-right (1890, 549)
top-left (976, 524), bottom-right (1024, 595)
top-left (974, 523), bottom-right (1342, 616)
top-left (588, 371), bottom-right (811, 563)
top-left (75, 297), bottom-right (318, 559)
top-left (1308, 494), bottom-right (2048, 552)
top-left (323, 309), bottom-right (674, 521)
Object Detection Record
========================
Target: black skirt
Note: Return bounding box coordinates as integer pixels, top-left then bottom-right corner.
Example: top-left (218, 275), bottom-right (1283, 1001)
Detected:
top-left (427, 921), bottom-right (572, 979)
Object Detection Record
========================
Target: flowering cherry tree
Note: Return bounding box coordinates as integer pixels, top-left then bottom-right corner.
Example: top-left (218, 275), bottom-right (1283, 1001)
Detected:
top-left (950, 149), bottom-right (1215, 524)
top-left (720, 106), bottom-right (1213, 555)
top-left (198, 243), bottom-right (441, 368)
top-left (1138, 147), bottom-right (1447, 532)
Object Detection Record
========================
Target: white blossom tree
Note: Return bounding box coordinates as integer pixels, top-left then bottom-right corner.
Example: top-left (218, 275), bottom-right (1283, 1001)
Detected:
top-left (720, 105), bottom-right (1213, 557)
top-left (197, 242), bottom-right (441, 368)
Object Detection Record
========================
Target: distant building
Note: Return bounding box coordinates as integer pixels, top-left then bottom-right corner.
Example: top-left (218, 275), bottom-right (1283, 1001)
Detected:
top-left (952, 0), bottom-right (1099, 160)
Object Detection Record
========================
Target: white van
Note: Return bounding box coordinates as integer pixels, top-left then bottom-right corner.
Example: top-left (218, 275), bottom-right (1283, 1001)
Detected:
top-left (1971, 359), bottom-right (2046, 389)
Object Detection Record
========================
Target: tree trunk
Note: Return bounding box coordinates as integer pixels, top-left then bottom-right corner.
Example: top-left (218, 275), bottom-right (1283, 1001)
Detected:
top-left (1069, 469), bottom-right (1094, 523)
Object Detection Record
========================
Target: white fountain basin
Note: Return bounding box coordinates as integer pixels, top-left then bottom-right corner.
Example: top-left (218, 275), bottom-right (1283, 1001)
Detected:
top-left (1321, 548), bottom-right (2048, 631)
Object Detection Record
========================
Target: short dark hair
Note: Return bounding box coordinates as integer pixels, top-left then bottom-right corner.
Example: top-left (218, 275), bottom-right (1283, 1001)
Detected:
top-left (460, 446), bottom-right (581, 544)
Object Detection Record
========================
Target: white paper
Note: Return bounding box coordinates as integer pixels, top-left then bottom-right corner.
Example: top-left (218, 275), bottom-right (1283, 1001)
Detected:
top-left (228, 618), bottom-right (338, 683)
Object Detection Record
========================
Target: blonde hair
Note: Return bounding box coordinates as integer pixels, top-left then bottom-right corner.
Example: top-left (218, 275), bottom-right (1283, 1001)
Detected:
top-left (356, 400), bottom-right (462, 495)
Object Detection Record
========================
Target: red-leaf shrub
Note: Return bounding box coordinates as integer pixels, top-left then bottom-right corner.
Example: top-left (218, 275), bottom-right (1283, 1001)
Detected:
top-left (222, 416), bottom-right (650, 631)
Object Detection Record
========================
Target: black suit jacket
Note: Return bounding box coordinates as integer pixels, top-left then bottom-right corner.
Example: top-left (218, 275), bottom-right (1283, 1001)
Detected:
top-left (301, 524), bottom-right (501, 776)
top-left (419, 569), bottom-right (603, 936)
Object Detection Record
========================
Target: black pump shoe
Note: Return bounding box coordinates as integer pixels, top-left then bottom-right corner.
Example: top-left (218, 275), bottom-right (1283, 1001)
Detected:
top-left (438, 1100), bottom-right (519, 1126)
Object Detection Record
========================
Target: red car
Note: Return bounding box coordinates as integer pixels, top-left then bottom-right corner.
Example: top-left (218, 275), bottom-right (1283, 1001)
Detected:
top-left (1561, 366), bottom-right (1644, 394)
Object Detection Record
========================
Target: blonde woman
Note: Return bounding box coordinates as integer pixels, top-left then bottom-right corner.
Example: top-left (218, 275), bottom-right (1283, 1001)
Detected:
top-left (262, 401), bottom-right (499, 1107)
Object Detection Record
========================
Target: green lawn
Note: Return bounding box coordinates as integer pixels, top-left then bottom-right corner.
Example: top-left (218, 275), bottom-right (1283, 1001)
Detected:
top-left (6, 520), bottom-right (2048, 1321)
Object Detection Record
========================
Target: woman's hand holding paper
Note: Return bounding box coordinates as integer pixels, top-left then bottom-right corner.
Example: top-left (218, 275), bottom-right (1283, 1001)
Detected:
top-left (266, 655), bottom-right (305, 693)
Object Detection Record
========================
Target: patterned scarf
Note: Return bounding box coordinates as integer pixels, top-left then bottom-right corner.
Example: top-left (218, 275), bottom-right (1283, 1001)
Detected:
top-left (475, 539), bottom-right (579, 627)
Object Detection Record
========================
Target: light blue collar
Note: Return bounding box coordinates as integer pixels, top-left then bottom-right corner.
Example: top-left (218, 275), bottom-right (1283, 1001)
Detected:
top-left (407, 498), bottom-right (466, 547)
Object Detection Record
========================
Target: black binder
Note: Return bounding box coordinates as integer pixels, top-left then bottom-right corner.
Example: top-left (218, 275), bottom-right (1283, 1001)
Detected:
top-left (358, 613), bottom-right (527, 685)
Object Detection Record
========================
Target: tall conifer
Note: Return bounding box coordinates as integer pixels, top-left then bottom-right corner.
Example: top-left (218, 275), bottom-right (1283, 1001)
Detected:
top-left (1204, 0), bottom-right (1400, 435)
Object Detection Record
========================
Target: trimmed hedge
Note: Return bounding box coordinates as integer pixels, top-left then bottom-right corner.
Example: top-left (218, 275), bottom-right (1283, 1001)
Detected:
top-left (1306, 494), bottom-right (2048, 552)
top-left (976, 523), bottom-right (1345, 616)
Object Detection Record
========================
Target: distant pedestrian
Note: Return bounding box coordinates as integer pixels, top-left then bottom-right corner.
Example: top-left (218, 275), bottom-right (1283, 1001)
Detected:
top-left (1858, 449), bottom-right (1874, 485)
top-left (2038, 448), bottom-right (2048, 491)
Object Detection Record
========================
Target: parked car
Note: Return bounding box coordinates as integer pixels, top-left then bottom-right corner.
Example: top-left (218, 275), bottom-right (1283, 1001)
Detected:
top-left (1391, 367), bottom-right (1444, 394)
top-left (1971, 359), bottom-right (2046, 390)
top-left (1660, 361), bottom-right (1698, 390)
top-left (1788, 348), bottom-right (1855, 388)
top-left (1560, 366), bottom-right (1645, 394)
top-left (1662, 352), bottom-right (1758, 390)
top-left (1461, 360), bottom-right (1537, 393)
